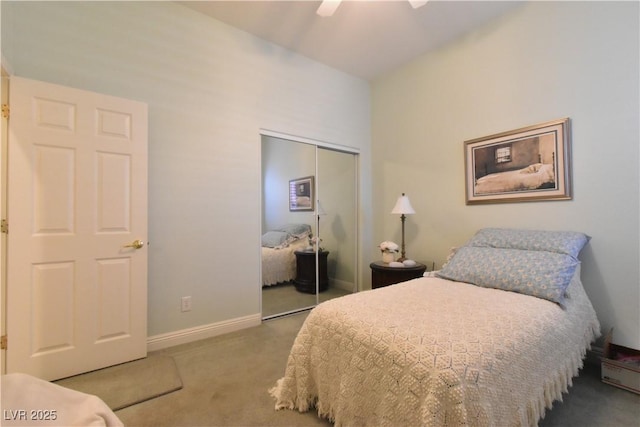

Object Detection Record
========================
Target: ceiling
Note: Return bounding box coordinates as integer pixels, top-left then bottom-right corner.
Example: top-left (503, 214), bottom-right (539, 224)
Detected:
top-left (180, 1), bottom-right (524, 81)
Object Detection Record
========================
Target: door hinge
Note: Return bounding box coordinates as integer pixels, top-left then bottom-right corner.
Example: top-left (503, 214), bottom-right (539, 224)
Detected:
top-left (1, 104), bottom-right (8, 119)
top-left (1, 335), bottom-right (6, 350)
top-left (1, 219), bottom-right (7, 234)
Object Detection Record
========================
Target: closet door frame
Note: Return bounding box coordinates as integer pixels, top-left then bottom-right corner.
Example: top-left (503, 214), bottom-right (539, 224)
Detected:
top-left (259, 129), bottom-right (359, 319)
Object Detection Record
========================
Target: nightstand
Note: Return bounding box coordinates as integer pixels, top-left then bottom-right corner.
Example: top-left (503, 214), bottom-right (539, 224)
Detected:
top-left (370, 261), bottom-right (427, 289)
top-left (294, 251), bottom-right (329, 294)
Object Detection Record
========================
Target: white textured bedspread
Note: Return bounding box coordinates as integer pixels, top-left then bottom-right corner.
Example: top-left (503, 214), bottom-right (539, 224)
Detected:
top-left (270, 274), bottom-right (599, 426)
top-left (1, 373), bottom-right (123, 427)
top-left (262, 239), bottom-right (308, 287)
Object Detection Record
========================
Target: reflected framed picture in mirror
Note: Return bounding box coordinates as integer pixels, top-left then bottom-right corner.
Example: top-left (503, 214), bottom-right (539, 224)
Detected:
top-left (289, 176), bottom-right (314, 211)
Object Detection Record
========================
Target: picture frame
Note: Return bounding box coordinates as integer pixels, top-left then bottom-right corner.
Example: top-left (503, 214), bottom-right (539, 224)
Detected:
top-left (289, 176), bottom-right (314, 211)
top-left (464, 118), bottom-right (572, 205)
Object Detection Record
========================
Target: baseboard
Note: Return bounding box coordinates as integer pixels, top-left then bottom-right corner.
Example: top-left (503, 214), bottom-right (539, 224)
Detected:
top-left (332, 278), bottom-right (355, 292)
top-left (585, 345), bottom-right (604, 367)
top-left (146, 313), bottom-right (262, 352)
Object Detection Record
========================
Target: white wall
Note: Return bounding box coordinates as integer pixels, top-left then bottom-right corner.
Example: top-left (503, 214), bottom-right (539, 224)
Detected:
top-left (317, 148), bottom-right (358, 288)
top-left (372, 1), bottom-right (639, 348)
top-left (261, 136), bottom-right (316, 233)
top-left (6, 1), bottom-right (636, 349)
top-left (1, 1), bottom-right (372, 338)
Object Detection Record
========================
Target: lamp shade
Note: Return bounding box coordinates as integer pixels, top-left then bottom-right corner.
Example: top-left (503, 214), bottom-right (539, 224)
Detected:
top-left (391, 193), bottom-right (416, 215)
top-left (408, 0), bottom-right (428, 9)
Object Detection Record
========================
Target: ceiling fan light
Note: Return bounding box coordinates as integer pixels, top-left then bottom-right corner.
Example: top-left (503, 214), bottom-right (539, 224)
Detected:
top-left (317, 0), bottom-right (343, 17)
top-left (408, 0), bottom-right (428, 9)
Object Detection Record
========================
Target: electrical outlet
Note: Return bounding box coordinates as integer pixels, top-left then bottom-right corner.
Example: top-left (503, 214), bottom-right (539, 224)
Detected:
top-left (181, 296), bottom-right (192, 312)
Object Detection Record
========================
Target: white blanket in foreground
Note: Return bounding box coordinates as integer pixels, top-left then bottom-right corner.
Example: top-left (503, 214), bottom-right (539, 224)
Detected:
top-left (1, 373), bottom-right (123, 427)
top-left (271, 274), bottom-right (600, 426)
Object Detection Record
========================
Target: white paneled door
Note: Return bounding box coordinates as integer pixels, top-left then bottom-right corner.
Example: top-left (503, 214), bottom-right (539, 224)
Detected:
top-left (6, 76), bottom-right (148, 380)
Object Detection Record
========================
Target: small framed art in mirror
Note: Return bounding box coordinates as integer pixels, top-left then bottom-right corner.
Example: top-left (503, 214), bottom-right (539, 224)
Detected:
top-left (289, 176), bottom-right (314, 211)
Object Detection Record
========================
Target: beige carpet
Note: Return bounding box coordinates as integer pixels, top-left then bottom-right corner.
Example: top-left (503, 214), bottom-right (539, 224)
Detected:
top-left (55, 354), bottom-right (183, 411)
top-left (90, 312), bottom-right (639, 427)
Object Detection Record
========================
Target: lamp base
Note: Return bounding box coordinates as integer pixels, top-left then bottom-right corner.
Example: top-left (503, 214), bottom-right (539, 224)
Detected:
top-left (397, 256), bottom-right (407, 263)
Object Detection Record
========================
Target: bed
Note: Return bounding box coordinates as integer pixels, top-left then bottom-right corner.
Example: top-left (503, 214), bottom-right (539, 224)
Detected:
top-left (475, 163), bottom-right (555, 194)
top-left (270, 228), bottom-right (600, 426)
top-left (1, 373), bottom-right (123, 426)
top-left (262, 224), bottom-right (312, 287)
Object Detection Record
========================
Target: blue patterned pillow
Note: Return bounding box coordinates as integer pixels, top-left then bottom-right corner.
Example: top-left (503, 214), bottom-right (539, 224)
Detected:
top-left (275, 223), bottom-right (312, 238)
top-left (436, 246), bottom-right (579, 306)
top-left (261, 231), bottom-right (291, 248)
top-left (467, 228), bottom-right (589, 259)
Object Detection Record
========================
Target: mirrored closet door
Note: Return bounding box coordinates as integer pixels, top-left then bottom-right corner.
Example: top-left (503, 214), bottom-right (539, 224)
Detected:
top-left (261, 134), bottom-right (358, 319)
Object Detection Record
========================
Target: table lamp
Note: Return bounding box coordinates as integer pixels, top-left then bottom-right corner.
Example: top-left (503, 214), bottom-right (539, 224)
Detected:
top-left (391, 193), bottom-right (415, 262)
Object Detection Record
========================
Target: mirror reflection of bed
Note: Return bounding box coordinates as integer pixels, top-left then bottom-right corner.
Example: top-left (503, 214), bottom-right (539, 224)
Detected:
top-left (261, 225), bottom-right (350, 318)
top-left (261, 224), bottom-right (315, 317)
top-left (261, 134), bottom-right (358, 319)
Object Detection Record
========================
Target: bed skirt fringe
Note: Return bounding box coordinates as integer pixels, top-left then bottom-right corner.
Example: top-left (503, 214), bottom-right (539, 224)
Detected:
top-left (270, 378), bottom-right (337, 423)
top-left (523, 322), bottom-right (600, 426)
top-left (269, 378), bottom-right (314, 413)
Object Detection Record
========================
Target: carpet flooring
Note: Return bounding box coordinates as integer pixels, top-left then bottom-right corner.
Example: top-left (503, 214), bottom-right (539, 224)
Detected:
top-left (110, 311), bottom-right (639, 426)
top-left (55, 354), bottom-right (183, 411)
top-left (261, 282), bottom-right (351, 319)
top-left (116, 312), bottom-right (328, 426)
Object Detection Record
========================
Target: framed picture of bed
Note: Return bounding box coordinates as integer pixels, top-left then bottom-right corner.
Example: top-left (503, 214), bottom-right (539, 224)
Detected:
top-left (464, 118), bottom-right (572, 205)
top-left (289, 176), bottom-right (314, 211)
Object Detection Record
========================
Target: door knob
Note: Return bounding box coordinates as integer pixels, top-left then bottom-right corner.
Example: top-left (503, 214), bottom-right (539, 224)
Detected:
top-left (123, 239), bottom-right (145, 249)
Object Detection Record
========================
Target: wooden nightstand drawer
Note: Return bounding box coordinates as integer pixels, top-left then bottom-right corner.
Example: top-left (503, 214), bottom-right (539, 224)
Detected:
top-left (370, 261), bottom-right (427, 289)
top-left (294, 251), bottom-right (329, 294)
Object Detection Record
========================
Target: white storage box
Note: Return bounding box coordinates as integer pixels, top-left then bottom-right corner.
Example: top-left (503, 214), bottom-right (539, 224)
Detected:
top-left (601, 340), bottom-right (640, 395)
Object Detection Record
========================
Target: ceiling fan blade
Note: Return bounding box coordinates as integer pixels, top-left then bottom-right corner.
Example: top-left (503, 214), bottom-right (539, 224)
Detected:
top-left (408, 0), bottom-right (428, 9)
top-left (317, 0), bottom-right (342, 17)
